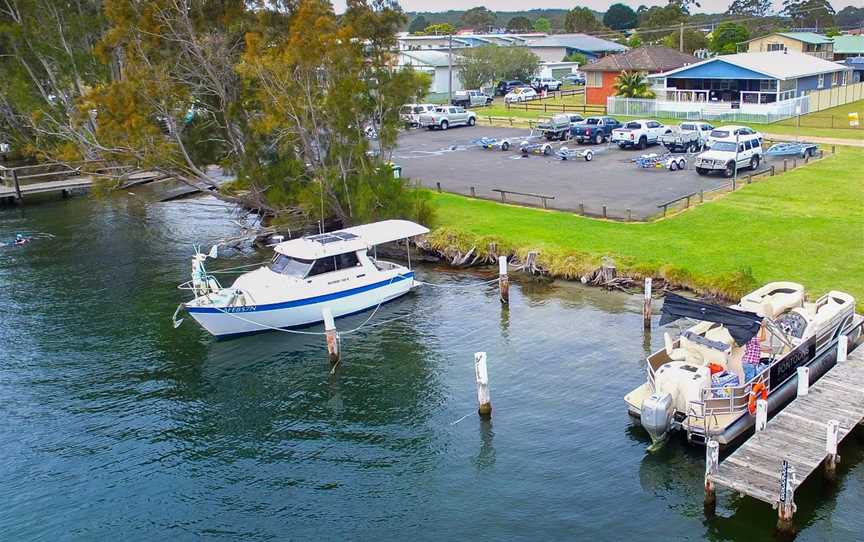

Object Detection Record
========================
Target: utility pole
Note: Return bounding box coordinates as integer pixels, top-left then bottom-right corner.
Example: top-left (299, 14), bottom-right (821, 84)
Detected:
top-left (448, 33), bottom-right (453, 105)
top-left (679, 22), bottom-right (684, 53)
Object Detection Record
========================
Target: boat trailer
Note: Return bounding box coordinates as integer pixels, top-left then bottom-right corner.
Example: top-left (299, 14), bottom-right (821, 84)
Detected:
top-left (634, 152), bottom-right (687, 171)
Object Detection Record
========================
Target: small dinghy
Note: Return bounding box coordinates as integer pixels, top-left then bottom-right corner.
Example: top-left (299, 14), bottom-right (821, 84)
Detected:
top-left (625, 282), bottom-right (862, 448)
top-left (177, 220), bottom-right (429, 337)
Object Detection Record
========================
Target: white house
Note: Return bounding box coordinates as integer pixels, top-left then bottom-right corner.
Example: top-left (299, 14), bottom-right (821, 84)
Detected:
top-left (397, 50), bottom-right (464, 94)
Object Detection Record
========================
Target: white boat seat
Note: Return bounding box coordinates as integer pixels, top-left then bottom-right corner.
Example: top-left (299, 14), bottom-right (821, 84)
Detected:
top-left (739, 281), bottom-right (805, 319)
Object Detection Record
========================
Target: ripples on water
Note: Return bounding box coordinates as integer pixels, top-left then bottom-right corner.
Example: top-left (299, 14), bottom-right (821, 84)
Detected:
top-left (1, 192), bottom-right (862, 541)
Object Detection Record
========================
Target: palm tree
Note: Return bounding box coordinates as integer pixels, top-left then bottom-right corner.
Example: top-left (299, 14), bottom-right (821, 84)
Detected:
top-left (613, 71), bottom-right (656, 98)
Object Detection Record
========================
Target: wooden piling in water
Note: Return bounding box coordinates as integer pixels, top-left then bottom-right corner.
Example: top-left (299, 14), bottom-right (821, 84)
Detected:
top-left (498, 256), bottom-right (509, 305)
top-left (11, 169), bottom-right (21, 200)
top-left (475, 352), bottom-right (491, 418)
top-left (825, 419), bottom-right (840, 481)
top-left (704, 439), bottom-right (718, 515)
top-left (323, 308), bottom-right (339, 365)
top-left (642, 278), bottom-right (652, 330)
top-left (777, 460), bottom-right (796, 535)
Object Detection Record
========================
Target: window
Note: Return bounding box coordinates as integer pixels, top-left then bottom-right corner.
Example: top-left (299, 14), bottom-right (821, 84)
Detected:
top-left (308, 257), bottom-right (337, 277)
top-left (744, 140), bottom-right (752, 150)
top-left (335, 252), bottom-right (360, 270)
top-left (767, 43), bottom-right (785, 52)
top-left (817, 74), bottom-right (824, 89)
top-left (270, 255), bottom-right (313, 278)
top-left (739, 143), bottom-right (745, 152)
top-left (625, 122), bottom-right (642, 129)
top-left (586, 71), bottom-right (603, 88)
top-left (646, 121), bottom-right (660, 128)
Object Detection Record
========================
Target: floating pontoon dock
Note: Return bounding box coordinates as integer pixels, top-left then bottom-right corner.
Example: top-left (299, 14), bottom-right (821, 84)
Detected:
top-left (705, 341), bottom-right (864, 532)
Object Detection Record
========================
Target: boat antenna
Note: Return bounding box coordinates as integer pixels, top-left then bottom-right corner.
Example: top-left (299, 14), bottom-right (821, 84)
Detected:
top-left (318, 177), bottom-right (325, 234)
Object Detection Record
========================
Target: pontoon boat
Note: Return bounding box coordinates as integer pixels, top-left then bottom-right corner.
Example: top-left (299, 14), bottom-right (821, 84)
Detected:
top-left (625, 283), bottom-right (862, 447)
top-left (178, 220), bottom-right (429, 337)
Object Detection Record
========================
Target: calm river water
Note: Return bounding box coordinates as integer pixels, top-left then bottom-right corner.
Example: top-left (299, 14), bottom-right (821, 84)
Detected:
top-left (1, 189), bottom-right (862, 541)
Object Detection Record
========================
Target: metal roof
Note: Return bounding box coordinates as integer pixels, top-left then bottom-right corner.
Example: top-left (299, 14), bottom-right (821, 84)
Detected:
top-left (654, 51), bottom-right (846, 81)
top-left (832, 35), bottom-right (864, 55)
top-left (581, 47), bottom-right (697, 72)
top-left (399, 50), bottom-right (458, 68)
top-left (776, 32), bottom-right (834, 45)
top-left (526, 33), bottom-right (627, 53)
top-left (274, 220), bottom-right (430, 259)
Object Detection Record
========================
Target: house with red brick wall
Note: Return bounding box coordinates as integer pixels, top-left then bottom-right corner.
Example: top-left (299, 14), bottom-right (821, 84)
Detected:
top-left (581, 47), bottom-right (698, 106)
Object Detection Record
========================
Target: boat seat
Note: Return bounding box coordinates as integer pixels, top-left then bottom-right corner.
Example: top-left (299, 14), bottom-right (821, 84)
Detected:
top-left (739, 282), bottom-right (805, 319)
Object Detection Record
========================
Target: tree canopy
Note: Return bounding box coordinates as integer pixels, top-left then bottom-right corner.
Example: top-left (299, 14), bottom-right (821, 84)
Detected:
top-left (564, 8), bottom-right (602, 33)
top-left (613, 72), bottom-right (655, 98)
top-left (663, 28), bottom-right (708, 53)
top-left (710, 21), bottom-right (750, 54)
top-left (836, 6), bottom-right (864, 28)
top-left (533, 17), bottom-right (551, 33)
top-left (461, 6), bottom-right (496, 31)
top-left (603, 4), bottom-right (638, 31)
top-left (408, 15), bottom-right (429, 34)
top-left (727, 0), bottom-right (773, 17)
top-left (782, 0), bottom-right (836, 29)
top-left (422, 23), bottom-right (455, 36)
top-left (506, 16), bottom-right (532, 32)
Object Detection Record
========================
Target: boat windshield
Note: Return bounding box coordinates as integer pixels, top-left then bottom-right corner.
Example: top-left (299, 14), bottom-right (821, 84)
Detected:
top-left (270, 254), bottom-right (313, 277)
top-left (712, 141), bottom-right (737, 152)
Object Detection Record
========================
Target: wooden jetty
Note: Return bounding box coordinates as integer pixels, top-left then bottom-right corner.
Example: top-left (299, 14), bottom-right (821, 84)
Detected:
top-left (1, 162), bottom-right (162, 201)
top-left (705, 341), bottom-right (864, 532)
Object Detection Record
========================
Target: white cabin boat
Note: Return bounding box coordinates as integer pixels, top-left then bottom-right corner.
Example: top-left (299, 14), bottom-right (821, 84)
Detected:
top-left (180, 220), bottom-right (429, 337)
top-left (625, 282), bottom-right (862, 447)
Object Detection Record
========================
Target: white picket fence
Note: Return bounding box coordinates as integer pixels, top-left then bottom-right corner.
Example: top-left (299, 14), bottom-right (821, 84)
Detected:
top-left (806, 82), bottom-right (864, 113)
top-left (607, 95), bottom-right (812, 123)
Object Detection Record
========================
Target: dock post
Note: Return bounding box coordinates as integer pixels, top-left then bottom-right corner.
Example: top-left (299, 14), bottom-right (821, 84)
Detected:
top-left (777, 460), bottom-right (796, 535)
top-left (474, 352), bottom-right (491, 418)
top-left (756, 399), bottom-right (768, 432)
top-left (498, 256), bottom-right (509, 305)
top-left (837, 335), bottom-right (848, 362)
top-left (579, 201), bottom-right (584, 215)
top-left (322, 308), bottom-right (339, 366)
top-left (783, 159), bottom-right (787, 173)
top-left (704, 439), bottom-right (719, 515)
top-left (470, 186), bottom-right (476, 198)
top-left (825, 419), bottom-right (840, 481)
top-left (11, 169), bottom-right (22, 200)
top-left (796, 366), bottom-right (809, 397)
top-left (642, 278), bottom-right (652, 330)
top-left (436, 182), bottom-right (441, 193)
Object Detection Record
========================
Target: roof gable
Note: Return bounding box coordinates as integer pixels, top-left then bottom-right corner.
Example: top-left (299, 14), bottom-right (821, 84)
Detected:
top-left (653, 51), bottom-right (845, 80)
top-left (660, 58), bottom-right (773, 79)
top-left (581, 47), bottom-right (697, 72)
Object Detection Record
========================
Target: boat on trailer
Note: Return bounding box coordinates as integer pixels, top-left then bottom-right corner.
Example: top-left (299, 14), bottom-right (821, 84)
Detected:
top-left (179, 220), bottom-right (429, 337)
top-left (625, 282), bottom-right (863, 447)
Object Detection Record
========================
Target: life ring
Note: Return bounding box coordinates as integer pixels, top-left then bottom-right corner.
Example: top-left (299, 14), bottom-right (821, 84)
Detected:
top-left (748, 381), bottom-right (768, 415)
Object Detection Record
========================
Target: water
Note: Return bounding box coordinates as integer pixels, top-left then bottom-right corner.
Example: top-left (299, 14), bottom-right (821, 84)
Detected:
top-left (1, 191), bottom-right (862, 541)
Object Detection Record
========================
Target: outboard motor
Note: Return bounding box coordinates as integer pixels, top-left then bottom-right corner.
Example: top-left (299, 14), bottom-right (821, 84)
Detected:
top-left (641, 392), bottom-right (673, 450)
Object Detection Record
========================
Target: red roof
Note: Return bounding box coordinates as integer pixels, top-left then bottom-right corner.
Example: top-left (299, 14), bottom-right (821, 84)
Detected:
top-left (581, 46), bottom-right (698, 73)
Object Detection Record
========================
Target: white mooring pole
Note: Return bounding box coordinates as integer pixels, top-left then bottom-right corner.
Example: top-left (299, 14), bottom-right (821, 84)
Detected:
top-left (704, 439), bottom-right (719, 515)
top-left (642, 278), bottom-right (652, 330)
top-left (756, 399), bottom-right (768, 432)
top-left (825, 419), bottom-right (840, 480)
top-left (837, 335), bottom-right (848, 362)
top-left (796, 366), bottom-right (809, 397)
top-left (323, 308), bottom-right (339, 365)
top-left (498, 256), bottom-right (509, 305)
top-left (474, 352), bottom-right (491, 418)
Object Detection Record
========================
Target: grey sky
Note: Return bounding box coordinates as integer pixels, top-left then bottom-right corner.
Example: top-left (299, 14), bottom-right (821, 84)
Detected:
top-left (332, 0), bottom-right (859, 14)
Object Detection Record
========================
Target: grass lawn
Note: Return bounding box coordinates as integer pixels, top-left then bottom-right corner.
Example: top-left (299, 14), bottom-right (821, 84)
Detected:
top-left (428, 146), bottom-right (864, 303)
top-left (476, 98), bottom-right (864, 141)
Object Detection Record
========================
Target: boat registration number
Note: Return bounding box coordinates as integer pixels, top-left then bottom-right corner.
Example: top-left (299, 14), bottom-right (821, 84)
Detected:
top-left (224, 306), bottom-right (257, 313)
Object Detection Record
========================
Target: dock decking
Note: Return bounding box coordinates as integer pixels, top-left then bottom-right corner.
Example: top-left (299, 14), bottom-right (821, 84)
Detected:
top-left (0, 170), bottom-right (162, 199)
top-left (709, 344), bottom-right (864, 508)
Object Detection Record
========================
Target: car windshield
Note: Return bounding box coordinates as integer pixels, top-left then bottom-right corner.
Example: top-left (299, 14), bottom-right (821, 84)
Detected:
top-left (625, 122), bottom-right (641, 129)
top-left (711, 141), bottom-right (737, 152)
top-left (413, 106), bottom-right (426, 113)
top-left (585, 118), bottom-right (599, 125)
top-left (270, 254), bottom-right (313, 277)
top-left (710, 130), bottom-right (729, 138)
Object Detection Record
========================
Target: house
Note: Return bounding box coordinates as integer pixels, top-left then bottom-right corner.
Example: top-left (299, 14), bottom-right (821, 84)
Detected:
top-left (397, 33), bottom-right (542, 51)
top-left (397, 51), bottom-right (464, 94)
top-left (580, 47), bottom-right (698, 106)
top-left (843, 57), bottom-right (864, 83)
top-left (649, 51), bottom-right (850, 107)
top-left (741, 32), bottom-right (834, 60)
top-left (832, 35), bottom-right (864, 61)
top-left (524, 34), bottom-right (628, 63)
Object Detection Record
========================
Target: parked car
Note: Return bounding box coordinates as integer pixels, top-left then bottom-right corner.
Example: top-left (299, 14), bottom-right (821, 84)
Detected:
top-left (418, 106), bottom-right (477, 130)
top-left (495, 80), bottom-right (526, 96)
top-left (572, 116), bottom-right (622, 144)
top-left (611, 119), bottom-right (671, 150)
top-left (694, 134), bottom-right (763, 177)
top-left (537, 114), bottom-right (584, 141)
top-left (705, 125), bottom-right (762, 149)
top-left (660, 121), bottom-right (714, 153)
top-left (451, 90), bottom-right (493, 108)
top-left (531, 77), bottom-right (562, 92)
top-left (399, 103), bottom-right (437, 128)
top-left (504, 87), bottom-right (537, 103)
top-left (562, 73), bottom-right (585, 86)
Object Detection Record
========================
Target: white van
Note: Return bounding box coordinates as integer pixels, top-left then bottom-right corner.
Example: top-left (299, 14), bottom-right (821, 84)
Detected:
top-left (694, 134), bottom-right (763, 177)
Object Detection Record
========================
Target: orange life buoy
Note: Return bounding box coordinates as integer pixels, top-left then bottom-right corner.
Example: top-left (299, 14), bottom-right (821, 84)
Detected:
top-left (748, 381), bottom-right (768, 415)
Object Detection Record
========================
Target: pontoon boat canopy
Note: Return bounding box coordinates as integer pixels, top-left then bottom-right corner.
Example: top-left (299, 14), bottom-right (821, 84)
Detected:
top-left (659, 293), bottom-right (763, 345)
top-left (274, 220), bottom-right (430, 260)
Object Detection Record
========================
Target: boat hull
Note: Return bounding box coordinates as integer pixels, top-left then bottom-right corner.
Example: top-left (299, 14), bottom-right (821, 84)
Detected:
top-left (186, 273), bottom-right (415, 337)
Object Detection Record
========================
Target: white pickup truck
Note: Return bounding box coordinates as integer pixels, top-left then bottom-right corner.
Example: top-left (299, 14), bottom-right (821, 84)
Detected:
top-left (660, 121), bottom-right (714, 153)
top-left (611, 119), bottom-right (671, 150)
top-left (418, 106), bottom-right (477, 130)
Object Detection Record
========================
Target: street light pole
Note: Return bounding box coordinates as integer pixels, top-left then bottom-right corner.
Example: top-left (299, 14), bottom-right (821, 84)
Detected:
top-left (733, 131), bottom-right (740, 184)
top-left (448, 33), bottom-right (453, 105)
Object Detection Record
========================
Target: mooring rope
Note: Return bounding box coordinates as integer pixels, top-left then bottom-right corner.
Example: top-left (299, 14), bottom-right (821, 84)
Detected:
top-left (208, 261), bottom-right (269, 274)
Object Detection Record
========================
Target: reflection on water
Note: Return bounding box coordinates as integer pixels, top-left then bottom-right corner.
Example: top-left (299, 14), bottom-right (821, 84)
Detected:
top-left (1, 193), bottom-right (862, 541)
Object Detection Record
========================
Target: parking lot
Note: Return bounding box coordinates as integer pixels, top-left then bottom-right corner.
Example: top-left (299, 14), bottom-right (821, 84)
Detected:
top-left (396, 126), bottom-right (780, 219)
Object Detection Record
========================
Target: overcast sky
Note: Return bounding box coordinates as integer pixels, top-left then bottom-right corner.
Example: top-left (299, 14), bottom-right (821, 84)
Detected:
top-left (332, 0), bottom-right (859, 15)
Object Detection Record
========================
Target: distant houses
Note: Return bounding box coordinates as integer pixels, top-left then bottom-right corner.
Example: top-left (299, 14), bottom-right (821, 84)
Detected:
top-left (740, 32), bottom-right (834, 60)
